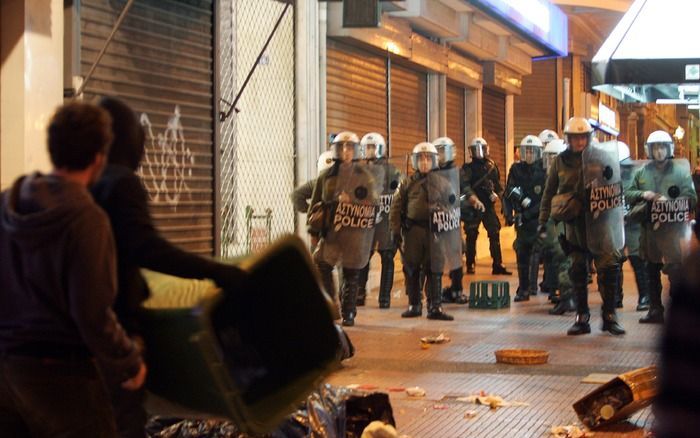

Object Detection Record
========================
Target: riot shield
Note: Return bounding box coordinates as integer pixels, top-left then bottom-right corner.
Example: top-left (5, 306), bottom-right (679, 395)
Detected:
top-left (646, 159), bottom-right (693, 264)
top-left (373, 162), bottom-right (401, 251)
top-left (427, 167), bottom-right (462, 274)
top-left (321, 162), bottom-right (379, 269)
top-left (583, 141), bottom-right (625, 254)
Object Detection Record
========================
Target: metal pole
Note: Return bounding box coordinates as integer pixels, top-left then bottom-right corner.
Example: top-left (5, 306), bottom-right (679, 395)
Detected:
top-left (74, 0), bottom-right (136, 98)
top-left (219, 2), bottom-right (292, 121)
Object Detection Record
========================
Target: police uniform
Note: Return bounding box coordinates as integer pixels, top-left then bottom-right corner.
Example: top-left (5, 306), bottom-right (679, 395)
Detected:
top-left (358, 158), bottom-right (403, 308)
top-left (504, 158), bottom-right (546, 300)
top-left (539, 148), bottom-right (624, 335)
top-left (621, 161), bottom-right (650, 311)
top-left (626, 159), bottom-right (697, 322)
top-left (461, 157), bottom-right (508, 273)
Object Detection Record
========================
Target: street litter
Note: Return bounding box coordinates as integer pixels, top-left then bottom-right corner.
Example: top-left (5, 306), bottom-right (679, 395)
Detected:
top-left (387, 387), bottom-right (406, 392)
top-left (550, 425), bottom-right (592, 438)
top-left (405, 387), bottom-right (426, 397)
top-left (456, 394), bottom-right (529, 409)
top-left (432, 404), bottom-right (449, 410)
top-left (464, 410), bottom-right (478, 419)
top-left (361, 421), bottom-right (399, 438)
top-left (420, 333), bottom-right (450, 344)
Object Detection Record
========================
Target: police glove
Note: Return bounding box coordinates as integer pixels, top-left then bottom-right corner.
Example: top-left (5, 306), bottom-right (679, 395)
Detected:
top-left (642, 191), bottom-right (658, 201)
top-left (489, 192), bottom-right (499, 203)
top-left (537, 223), bottom-right (548, 240)
top-left (469, 195), bottom-right (486, 212)
top-left (521, 197), bottom-right (531, 209)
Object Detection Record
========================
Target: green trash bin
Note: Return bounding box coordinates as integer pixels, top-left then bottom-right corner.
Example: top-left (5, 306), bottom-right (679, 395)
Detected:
top-left (468, 280), bottom-right (510, 309)
top-left (140, 234), bottom-right (340, 434)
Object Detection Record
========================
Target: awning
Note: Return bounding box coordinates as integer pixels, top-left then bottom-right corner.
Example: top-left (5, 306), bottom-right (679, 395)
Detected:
top-left (592, 0), bottom-right (700, 103)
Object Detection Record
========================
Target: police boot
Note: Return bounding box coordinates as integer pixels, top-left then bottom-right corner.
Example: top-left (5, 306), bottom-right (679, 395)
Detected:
top-left (549, 285), bottom-right (575, 315)
top-left (341, 269), bottom-right (360, 327)
top-left (528, 250), bottom-right (541, 296)
top-left (449, 267), bottom-right (468, 305)
top-left (466, 233), bottom-right (477, 274)
top-left (567, 285), bottom-right (591, 335)
top-left (401, 266), bottom-right (422, 318)
top-left (490, 242), bottom-right (512, 275)
top-left (426, 273), bottom-right (454, 321)
top-left (356, 262), bottom-right (369, 306)
top-left (513, 263), bottom-right (530, 302)
top-left (640, 263), bottom-right (664, 324)
top-left (615, 268), bottom-right (624, 309)
top-left (377, 250), bottom-right (395, 309)
top-left (630, 256), bottom-right (650, 311)
top-left (600, 268), bottom-right (626, 335)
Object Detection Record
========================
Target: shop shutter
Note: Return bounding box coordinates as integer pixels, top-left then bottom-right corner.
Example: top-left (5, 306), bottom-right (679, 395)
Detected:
top-left (327, 40), bottom-right (387, 143)
top-left (446, 82), bottom-right (466, 165)
top-left (482, 87), bottom-right (506, 187)
top-left (80, 0), bottom-right (215, 255)
top-left (514, 59), bottom-right (556, 143)
top-left (390, 63), bottom-right (427, 172)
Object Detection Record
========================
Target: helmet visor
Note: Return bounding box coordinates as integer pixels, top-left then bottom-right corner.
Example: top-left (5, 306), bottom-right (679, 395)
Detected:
top-left (412, 152), bottom-right (437, 173)
top-left (649, 142), bottom-right (671, 161)
top-left (520, 145), bottom-right (542, 165)
top-left (468, 144), bottom-right (485, 160)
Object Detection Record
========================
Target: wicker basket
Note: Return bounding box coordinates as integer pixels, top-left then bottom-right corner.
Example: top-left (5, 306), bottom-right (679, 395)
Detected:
top-left (494, 349), bottom-right (549, 365)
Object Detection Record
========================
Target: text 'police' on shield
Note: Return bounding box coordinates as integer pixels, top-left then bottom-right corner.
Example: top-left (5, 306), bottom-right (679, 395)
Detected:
top-left (590, 182), bottom-right (624, 215)
top-left (334, 201), bottom-right (377, 231)
top-left (432, 208), bottom-right (461, 233)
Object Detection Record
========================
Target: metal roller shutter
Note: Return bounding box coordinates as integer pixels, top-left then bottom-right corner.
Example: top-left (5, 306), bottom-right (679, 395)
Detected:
top-left (390, 63), bottom-right (427, 172)
top-left (80, 0), bottom-right (215, 255)
top-left (446, 82), bottom-right (466, 165)
top-left (482, 87), bottom-right (506, 187)
top-left (514, 59), bottom-right (556, 143)
top-left (327, 40), bottom-right (387, 143)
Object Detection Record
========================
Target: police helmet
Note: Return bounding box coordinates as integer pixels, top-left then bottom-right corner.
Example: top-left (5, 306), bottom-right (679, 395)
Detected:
top-left (618, 141), bottom-right (632, 165)
top-left (317, 150), bottom-right (334, 174)
top-left (360, 132), bottom-right (386, 160)
top-left (468, 137), bottom-right (488, 160)
top-left (432, 136), bottom-right (456, 166)
top-left (563, 117), bottom-right (593, 150)
top-left (330, 131), bottom-right (361, 161)
top-left (645, 130), bottom-right (674, 161)
top-left (538, 129), bottom-right (559, 146)
top-left (519, 135), bottom-right (543, 164)
top-left (542, 139), bottom-right (566, 170)
top-left (411, 142), bottom-right (439, 172)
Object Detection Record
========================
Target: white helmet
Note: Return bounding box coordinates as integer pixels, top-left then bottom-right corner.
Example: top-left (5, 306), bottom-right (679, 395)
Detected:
top-left (618, 141), bottom-right (632, 165)
top-left (360, 132), bottom-right (386, 160)
top-left (330, 131), bottom-right (361, 161)
top-left (542, 139), bottom-right (566, 170)
top-left (432, 136), bottom-right (455, 166)
top-left (563, 117), bottom-right (593, 150)
top-left (645, 130), bottom-right (674, 161)
top-left (317, 150), bottom-right (334, 174)
top-left (468, 137), bottom-right (488, 160)
top-left (411, 142), bottom-right (439, 172)
top-left (519, 135), bottom-right (543, 165)
top-left (538, 129), bottom-right (559, 146)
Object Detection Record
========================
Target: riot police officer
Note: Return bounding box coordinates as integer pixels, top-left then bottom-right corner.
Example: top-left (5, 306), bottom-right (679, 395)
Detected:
top-left (390, 142), bottom-right (453, 321)
top-left (505, 135), bottom-right (547, 301)
top-left (308, 131), bottom-right (380, 326)
top-left (618, 142), bottom-right (651, 312)
top-left (539, 129), bottom-right (560, 147)
top-left (626, 130), bottom-right (697, 324)
top-left (539, 117), bottom-right (626, 335)
top-left (461, 137), bottom-right (511, 275)
top-left (291, 150), bottom-right (334, 215)
top-left (357, 132), bottom-right (403, 308)
top-left (433, 137), bottom-right (468, 304)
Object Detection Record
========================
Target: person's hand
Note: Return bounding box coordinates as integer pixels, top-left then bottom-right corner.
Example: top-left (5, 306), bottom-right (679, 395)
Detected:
top-left (121, 362), bottom-right (147, 391)
top-left (469, 195), bottom-right (485, 212)
top-left (489, 192), bottom-right (499, 203)
top-left (657, 195), bottom-right (668, 202)
top-left (521, 197), bottom-right (531, 209)
top-left (338, 192), bottom-right (350, 203)
top-left (642, 191), bottom-right (657, 201)
top-left (537, 223), bottom-right (547, 240)
top-left (212, 265), bottom-right (248, 291)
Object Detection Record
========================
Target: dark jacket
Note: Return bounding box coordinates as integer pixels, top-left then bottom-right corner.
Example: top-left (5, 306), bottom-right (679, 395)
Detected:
top-left (0, 173), bottom-right (142, 381)
top-left (460, 158), bottom-right (503, 202)
top-left (504, 159), bottom-right (546, 223)
top-left (291, 178), bottom-right (316, 214)
top-left (91, 164), bottom-right (239, 332)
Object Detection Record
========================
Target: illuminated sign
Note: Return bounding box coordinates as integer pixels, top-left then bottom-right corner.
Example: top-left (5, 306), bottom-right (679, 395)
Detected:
top-left (598, 102), bottom-right (617, 129)
top-left (470, 0), bottom-right (568, 57)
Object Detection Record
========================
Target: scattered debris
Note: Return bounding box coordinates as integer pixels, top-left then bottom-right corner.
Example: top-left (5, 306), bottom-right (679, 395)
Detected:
top-left (387, 387), bottom-right (406, 392)
top-left (456, 394), bottom-right (529, 409)
top-left (432, 404), bottom-right (449, 410)
top-left (405, 387), bottom-right (426, 397)
top-left (361, 421), bottom-right (399, 438)
top-left (463, 410), bottom-right (478, 419)
top-left (580, 374), bottom-right (617, 384)
top-left (420, 333), bottom-right (450, 344)
top-left (358, 384), bottom-right (379, 391)
top-left (346, 384), bottom-right (361, 389)
top-left (420, 343), bottom-right (431, 350)
top-left (550, 425), bottom-right (592, 438)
